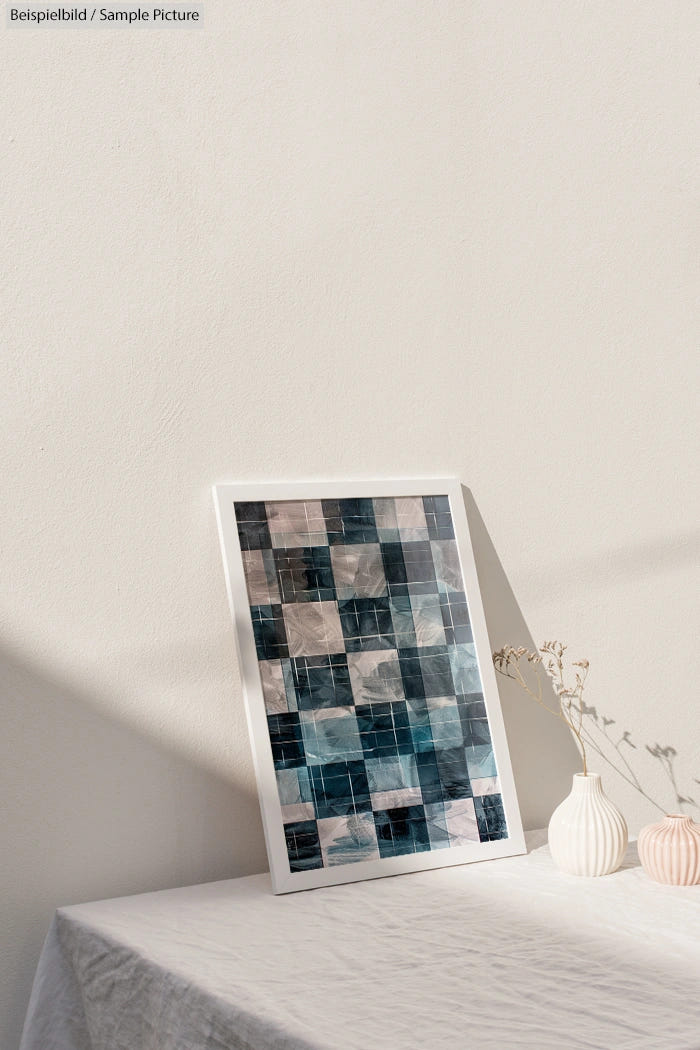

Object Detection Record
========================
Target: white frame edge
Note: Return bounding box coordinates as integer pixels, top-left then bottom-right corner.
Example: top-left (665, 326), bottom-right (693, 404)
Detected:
top-left (213, 478), bottom-right (526, 893)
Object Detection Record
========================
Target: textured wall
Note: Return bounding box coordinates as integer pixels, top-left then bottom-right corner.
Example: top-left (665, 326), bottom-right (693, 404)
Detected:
top-left (2, 3), bottom-right (699, 1047)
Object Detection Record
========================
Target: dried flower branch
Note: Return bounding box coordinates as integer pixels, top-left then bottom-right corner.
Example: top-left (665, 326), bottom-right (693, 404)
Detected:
top-left (493, 642), bottom-right (698, 815)
top-left (493, 641), bottom-right (590, 775)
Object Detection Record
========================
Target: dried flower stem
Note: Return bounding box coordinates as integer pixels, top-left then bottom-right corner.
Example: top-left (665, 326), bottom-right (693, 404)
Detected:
top-left (492, 643), bottom-right (589, 776)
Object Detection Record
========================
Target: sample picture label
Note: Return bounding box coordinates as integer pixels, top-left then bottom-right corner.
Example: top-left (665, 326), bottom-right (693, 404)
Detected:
top-left (7, 6), bottom-right (202, 24)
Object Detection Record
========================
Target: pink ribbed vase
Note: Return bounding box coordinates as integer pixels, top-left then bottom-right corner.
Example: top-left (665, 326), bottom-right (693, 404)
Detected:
top-left (548, 773), bottom-right (628, 876)
top-left (637, 814), bottom-right (700, 886)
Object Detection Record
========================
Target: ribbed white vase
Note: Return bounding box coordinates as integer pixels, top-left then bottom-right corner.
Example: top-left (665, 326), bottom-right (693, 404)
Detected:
top-left (548, 773), bottom-right (628, 876)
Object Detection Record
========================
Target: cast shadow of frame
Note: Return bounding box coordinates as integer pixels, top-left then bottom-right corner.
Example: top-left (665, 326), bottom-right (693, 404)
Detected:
top-left (461, 486), bottom-right (580, 830)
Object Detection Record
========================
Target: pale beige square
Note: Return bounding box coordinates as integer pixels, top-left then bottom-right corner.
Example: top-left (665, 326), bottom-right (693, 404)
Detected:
top-left (299, 705), bottom-right (355, 723)
top-left (426, 694), bottom-right (458, 712)
top-left (471, 776), bottom-right (501, 797)
top-left (443, 798), bottom-right (480, 846)
top-left (242, 549), bottom-right (280, 605)
top-left (394, 497), bottom-right (427, 527)
top-left (411, 593), bottom-right (447, 646)
top-left (370, 787), bottom-right (423, 810)
top-left (347, 649), bottom-right (403, 704)
top-left (394, 497), bottom-right (429, 540)
top-left (282, 601), bottom-right (344, 657)
top-left (267, 500), bottom-right (328, 548)
top-left (318, 813), bottom-right (380, 867)
top-left (330, 543), bottom-right (387, 599)
top-left (259, 659), bottom-right (288, 714)
top-left (372, 498), bottom-right (398, 531)
top-left (430, 539), bottom-right (464, 592)
top-left (281, 802), bottom-right (316, 822)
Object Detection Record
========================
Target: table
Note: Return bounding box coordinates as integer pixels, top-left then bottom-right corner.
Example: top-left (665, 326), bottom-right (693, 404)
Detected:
top-left (20, 832), bottom-right (700, 1050)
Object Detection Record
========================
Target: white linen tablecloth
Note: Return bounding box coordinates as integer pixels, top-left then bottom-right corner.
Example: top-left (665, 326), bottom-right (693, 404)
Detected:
top-left (20, 832), bottom-right (700, 1050)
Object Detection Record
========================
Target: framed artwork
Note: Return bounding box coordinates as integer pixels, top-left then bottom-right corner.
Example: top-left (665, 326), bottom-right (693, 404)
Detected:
top-left (214, 479), bottom-right (525, 893)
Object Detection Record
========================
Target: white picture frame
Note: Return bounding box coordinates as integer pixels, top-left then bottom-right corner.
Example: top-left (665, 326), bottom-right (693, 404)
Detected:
top-left (214, 478), bottom-right (525, 893)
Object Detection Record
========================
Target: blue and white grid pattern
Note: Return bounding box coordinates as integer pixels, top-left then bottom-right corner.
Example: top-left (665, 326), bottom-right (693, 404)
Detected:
top-left (236, 496), bottom-right (508, 872)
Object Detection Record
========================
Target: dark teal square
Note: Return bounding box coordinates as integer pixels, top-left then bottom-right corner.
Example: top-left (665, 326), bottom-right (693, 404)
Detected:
top-left (474, 794), bottom-right (508, 841)
top-left (250, 605), bottom-right (289, 660)
top-left (235, 501), bottom-right (272, 551)
top-left (291, 654), bottom-right (354, 709)
top-left (380, 542), bottom-right (409, 596)
top-left (310, 760), bottom-right (371, 818)
top-left (322, 498), bottom-right (379, 545)
top-left (374, 805), bottom-right (430, 858)
top-left (284, 820), bottom-right (323, 871)
top-left (274, 546), bottom-right (335, 603)
top-left (435, 747), bottom-right (473, 800)
top-left (338, 597), bottom-right (396, 652)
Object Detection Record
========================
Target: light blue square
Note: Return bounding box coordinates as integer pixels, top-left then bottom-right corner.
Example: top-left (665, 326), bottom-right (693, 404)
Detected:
top-left (398, 753), bottom-right (420, 788)
top-left (297, 765), bottom-right (313, 803)
top-left (389, 598), bottom-right (417, 647)
top-left (411, 725), bottom-right (436, 752)
top-left (429, 712), bottom-right (463, 750)
top-left (300, 711), bottom-right (363, 765)
top-left (448, 644), bottom-right (482, 694)
top-left (424, 802), bottom-right (450, 849)
top-left (365, 754), bottom-right (419, 792)
top-left (406, 697), bottom-right (430, 727)
top-left (365, 756), bottom-right (402, 792)
top-left (276, 768), bottom-right (302, 805)
top-left (465, 743), bottom-right (497, 779)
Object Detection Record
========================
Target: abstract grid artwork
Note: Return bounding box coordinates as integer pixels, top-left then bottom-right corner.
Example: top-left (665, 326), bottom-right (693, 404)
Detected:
top-left (215, 481), bottom-right (525, 892)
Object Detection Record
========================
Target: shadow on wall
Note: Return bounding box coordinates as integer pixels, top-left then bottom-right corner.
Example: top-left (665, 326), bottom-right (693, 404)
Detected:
top-left (462, 487), bottom-right (580, 830)
top-left (517, 524), bottom-right (700, 590)
top-left (1, 647), bottom-right (264, 1050)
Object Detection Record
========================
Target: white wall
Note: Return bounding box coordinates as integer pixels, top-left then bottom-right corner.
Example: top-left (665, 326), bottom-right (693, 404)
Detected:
top-left (2, 3), bottom-right (699, 1046)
